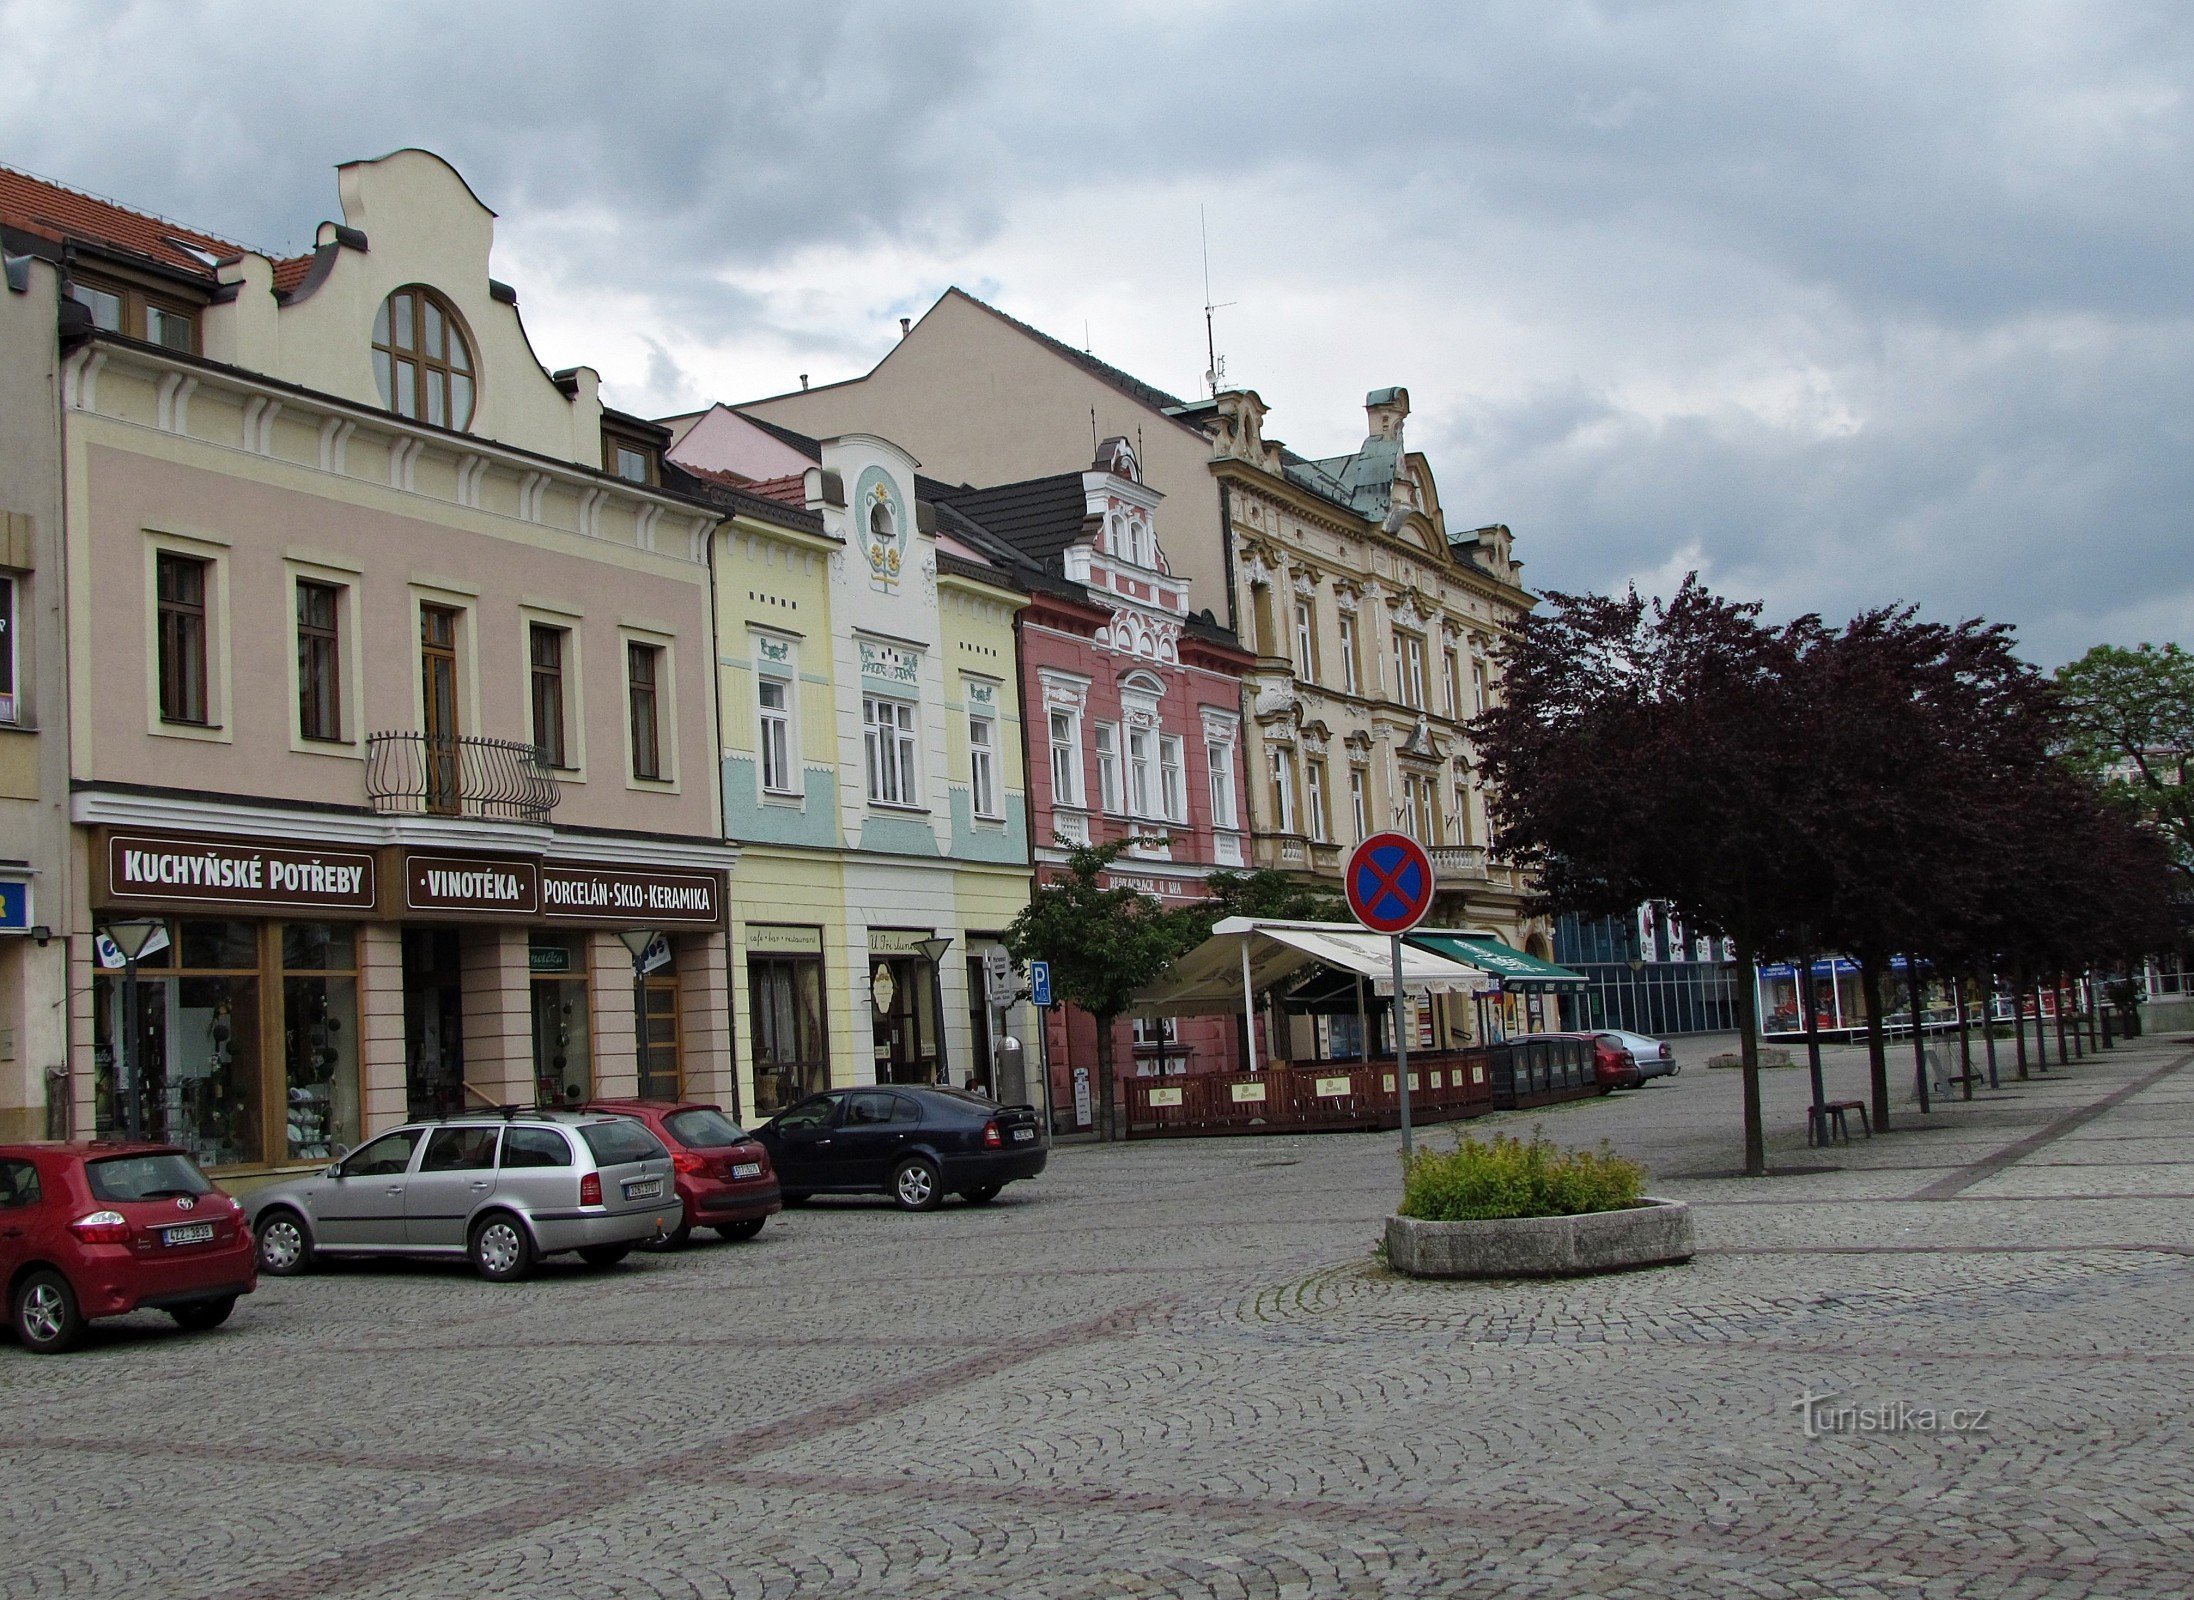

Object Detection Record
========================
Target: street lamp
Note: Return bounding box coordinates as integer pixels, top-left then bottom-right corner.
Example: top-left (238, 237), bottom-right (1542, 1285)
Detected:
top-left (616, 928), bottom-right (664, 1097)
top-left (913, 935), bottom-right (954, 1086)
top-left (105, 918), bottom-right (166, 1140)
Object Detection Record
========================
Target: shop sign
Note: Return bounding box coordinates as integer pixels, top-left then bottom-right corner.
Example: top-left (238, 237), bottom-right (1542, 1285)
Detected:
top-left (1072, 1065), bottom-right (1092, 1126)
top-left (1229, 1081), bottom-right (1267, 1104)
top-left (1147, 1086), bottom-right (1183, 1108)
top-left (406, 854), bottom-right (539, 915)
top-left (748, 924), bottom-right (823, 955)
top-left (528, 945), bottom-right (573, 974)
top-left (0, 879), bottom-right (27, 933)
top-left (541, 863), bottom-right (720, 925)
top-left (1315, 1076), bottom-right (1353, 1097)
top-left (867, 927), bottom-right (936, 958)
top-left (107, 833), bottom-right (376, 912)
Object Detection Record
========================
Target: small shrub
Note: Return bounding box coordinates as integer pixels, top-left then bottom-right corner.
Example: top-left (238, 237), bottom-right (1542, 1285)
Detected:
top-left (1400, 1127), bottom-right (1645, 1221)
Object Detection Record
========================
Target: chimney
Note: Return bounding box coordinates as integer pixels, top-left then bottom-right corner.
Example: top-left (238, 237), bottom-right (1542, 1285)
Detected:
top-left (899, 317), bottom-right (911, 338)
top-left (799, 374), bottom-right (809, 391)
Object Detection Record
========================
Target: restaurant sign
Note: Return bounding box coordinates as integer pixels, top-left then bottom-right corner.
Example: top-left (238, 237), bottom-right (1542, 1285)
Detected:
top-left (106, 833), bottom-right (376, 911)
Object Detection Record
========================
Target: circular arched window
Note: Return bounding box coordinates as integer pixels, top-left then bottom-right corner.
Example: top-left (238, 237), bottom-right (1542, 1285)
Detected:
top-left (372, 285), bottom-right (475, 430)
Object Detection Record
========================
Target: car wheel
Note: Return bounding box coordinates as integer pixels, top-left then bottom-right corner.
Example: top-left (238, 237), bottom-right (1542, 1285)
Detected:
top-left (255, 1208), bottom-right (313, 1276)
top-left (577, 1243), bottom-right (631, 1268)
top-left (890, 1157), bottom-right (942, 1212)
top-left (716, 1217), bottom-right (766, 1242)
top-left (169, 1296), bottom-right (237, 1332)
top-left (639, 1221), bottom-right (691, 1253)
top-left (960, 1184), bottom-right (1003, 1205)
top-left (13, 1268), bottom-right (83, 1354)
top-left (469, 1212), bottom-right (535, 1282)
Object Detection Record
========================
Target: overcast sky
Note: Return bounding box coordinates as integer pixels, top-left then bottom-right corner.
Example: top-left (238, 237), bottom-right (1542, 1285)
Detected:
top-left (6, 0), bottom-right (2188, 664)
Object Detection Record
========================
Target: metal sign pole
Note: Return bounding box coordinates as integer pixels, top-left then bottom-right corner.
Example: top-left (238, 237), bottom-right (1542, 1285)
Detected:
top-left (1392, 931), bottom-right (1413, 1161)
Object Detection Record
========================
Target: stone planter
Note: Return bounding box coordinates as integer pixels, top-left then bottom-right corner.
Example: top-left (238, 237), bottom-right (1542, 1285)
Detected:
top-left (1385, 1197), bottom-right (1693, 1278)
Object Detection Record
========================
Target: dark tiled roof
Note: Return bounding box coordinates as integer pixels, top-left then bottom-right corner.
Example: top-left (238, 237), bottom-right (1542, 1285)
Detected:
top-left (736, 410), bottom-right (823, 462)
top-left (930, 473), bottom-right (1091, 568)
top-left (660, 462), bottom-right (826, 536)
top-left (947, 288), bottom-right (1197, 421)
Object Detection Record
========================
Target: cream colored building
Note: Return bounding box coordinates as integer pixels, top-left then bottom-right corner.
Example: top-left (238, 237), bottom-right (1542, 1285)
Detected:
top-left (739, 294), bottom-right (1548, 1021)
top-left (7, 150), bottom-right (738, 1173)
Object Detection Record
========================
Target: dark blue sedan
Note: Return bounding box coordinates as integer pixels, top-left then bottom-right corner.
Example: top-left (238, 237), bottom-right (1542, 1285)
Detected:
top-left (753, 1086), bottom-right (1047, 1210)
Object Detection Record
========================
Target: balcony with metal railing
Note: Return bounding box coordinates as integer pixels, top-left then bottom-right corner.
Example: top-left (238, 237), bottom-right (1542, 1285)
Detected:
top-left (366, 732), bottom-right (561, 824)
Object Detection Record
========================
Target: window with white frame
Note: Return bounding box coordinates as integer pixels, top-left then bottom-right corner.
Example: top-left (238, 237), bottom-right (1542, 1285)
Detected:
top-left (864, 695), bottom-right (919, 807)
top-left (1349, 766), bottom-right (1369, 841)
top-left (1394, 630), bottom-right (1427, 709)
top-left (1270, 745), bottom-right (1298, 834)
top-left (1443, 646), bottom-right (1461, 720)
top-left (1207, 738), bottom-right (1235, 827)
top-left (968, 705), bottom-right (999, 819)
top-left (1127, 726), bottom-right (1155, 817)
top-left (1472, 656), bottom-right (1490, 715)
top-left (1159, 734), bottom-right (1185, 823)
top-left (1048, 709), bottom-right (1083, 807)
top-left (1305, 758), bottom-right (1330, 843)
top-left (758, 676), bottom-right (795, 795)
top-left (0, 572), bottom-right (18, 724)
top-left (1094, 722), bottom-right (1121, 813)
top-left (1338, 613), bottom-right (1359, 695)
top-left (1293, 600), bottom-right (1318, 681)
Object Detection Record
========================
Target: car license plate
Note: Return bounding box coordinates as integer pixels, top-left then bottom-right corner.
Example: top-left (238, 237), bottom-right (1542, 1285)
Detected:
top-left (1011, 1127), bottom-right (1035, 1142)
top-left (730, 1162), bottom-right (762, 1179)
top-left (164, 1223), bottom-right (215, 1246)
top-left (623, 1177), bottom-right (664, 1201)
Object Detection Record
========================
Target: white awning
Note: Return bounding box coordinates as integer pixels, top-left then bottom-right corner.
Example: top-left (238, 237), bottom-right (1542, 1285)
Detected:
top-left (1133, 916), bottom-right (1493, 1017)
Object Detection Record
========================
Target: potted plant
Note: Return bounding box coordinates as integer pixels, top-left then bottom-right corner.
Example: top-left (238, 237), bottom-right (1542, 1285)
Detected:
top-left (1384, 1129), bottom-right (1693, 1278)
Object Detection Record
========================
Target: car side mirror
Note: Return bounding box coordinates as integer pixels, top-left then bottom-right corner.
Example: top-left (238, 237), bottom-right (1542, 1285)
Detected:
top-left (324, 1163), bottom-right (344, 1179)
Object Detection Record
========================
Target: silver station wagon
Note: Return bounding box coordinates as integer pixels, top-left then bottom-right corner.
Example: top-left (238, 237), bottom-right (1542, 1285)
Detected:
top-left (248, 1111), bottom-right (681, 1281)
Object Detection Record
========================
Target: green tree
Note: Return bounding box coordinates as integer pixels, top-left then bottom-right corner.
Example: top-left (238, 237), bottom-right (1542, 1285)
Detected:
top-left (2054, 642), bottom-right (2194, 872)
top-left (1003, 838), bottom-right (1182, 1141)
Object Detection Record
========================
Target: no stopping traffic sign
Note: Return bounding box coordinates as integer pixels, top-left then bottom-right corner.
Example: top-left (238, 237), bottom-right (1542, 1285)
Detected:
top-left (1345, 832), bottom-right (1437, 934)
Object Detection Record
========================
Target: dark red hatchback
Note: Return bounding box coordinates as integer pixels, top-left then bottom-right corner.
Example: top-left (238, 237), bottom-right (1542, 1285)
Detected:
top-left (2, 1142), bottom-right (256, 1354)
top-left (581, 1101), bottom-right (780, 1247)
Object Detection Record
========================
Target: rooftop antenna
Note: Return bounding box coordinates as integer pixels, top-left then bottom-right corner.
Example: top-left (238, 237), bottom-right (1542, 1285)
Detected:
top-left (1201, 205), bottom-right (1235, 398)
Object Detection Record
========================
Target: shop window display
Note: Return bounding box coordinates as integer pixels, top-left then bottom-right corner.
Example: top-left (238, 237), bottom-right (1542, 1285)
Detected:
top-left (95, 919), bottom-right (262, 1171)
top-left (283, 923), bottom-right (360, 1160)
top-left (529, 933), bottom-right (593, 1108)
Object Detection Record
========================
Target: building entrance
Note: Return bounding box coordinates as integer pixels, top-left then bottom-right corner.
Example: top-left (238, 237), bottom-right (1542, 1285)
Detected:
top-left (402, 927), bottom-right (464, 1119)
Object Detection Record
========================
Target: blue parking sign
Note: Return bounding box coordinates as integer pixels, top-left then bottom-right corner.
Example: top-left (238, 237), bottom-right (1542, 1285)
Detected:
top-left (1029, 960), bottom-right (1052, 1007)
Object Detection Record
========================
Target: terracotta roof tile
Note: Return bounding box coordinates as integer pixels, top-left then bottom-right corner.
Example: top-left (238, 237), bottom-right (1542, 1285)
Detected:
top-left (741, 474), bottom-right (808, 505)
top-left (0, 163), bottom-right (260, 281)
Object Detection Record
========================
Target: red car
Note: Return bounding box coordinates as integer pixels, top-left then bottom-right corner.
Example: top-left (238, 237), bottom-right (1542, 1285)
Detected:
top-left (581, 1100), bottom-right (780, 1246)
top-left (1590, 1034), bottom-right (1644, 1091)
top-left (2, 1142), bottom-right (257, 1354)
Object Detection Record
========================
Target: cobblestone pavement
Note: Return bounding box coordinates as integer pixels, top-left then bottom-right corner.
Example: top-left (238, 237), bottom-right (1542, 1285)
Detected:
top-left (9, 1030), bottom-right (2194, 1598)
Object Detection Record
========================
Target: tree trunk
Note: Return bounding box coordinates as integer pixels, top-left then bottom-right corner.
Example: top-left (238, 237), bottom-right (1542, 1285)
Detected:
top-left (2013, 970), bottom-right (2030, 1080)
top-left (1094, 1010), bottom-right (1119, 1142)
top-left (1735, 933), bottom-right (1765, 1176)
top-left (1909, 956), bottom-right (1932, 1114)
top-left (2054, 975), bottom-right (2070, 1066)
top-left (1799, 945), bottom-right (1827, 1144)
top-left (1860, 953), bottom-right (1891, 1133)
top-left (1954, 972), bottom-right (1973, 1101)
top-left (1982, 969), bottom-right (2001, 1089)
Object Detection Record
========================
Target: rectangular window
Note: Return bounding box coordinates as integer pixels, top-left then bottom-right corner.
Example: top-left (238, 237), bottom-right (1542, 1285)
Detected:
top-left (1094, 723), bottom-right (1121, 813)
top-left (1294, 600), bottom-right (1319, 682)
top-left (296, 580), bottom-right (343, 741)
top-left (749, 946), bottom-right (828, 1114)
top-left (0, 573), bottom-right (17, 724)
top-left (627, 642), bottom-right (663, 780)
top-left (1306, 758), bottom-right (1330, 843)
top-left (71, 274), bottom-right (198, 351)
top-left (1207, 739), bottom-right (1235, 828)
top-left (759, 677), bottom-right (795, 794)
top-left (1270, 745), bottom-right (1297, 834)
top-left (969, 710), bottom-right (999, 818)
top-left (1048, 709), bottom-right (1082, 807)
top-left (1394, 631), bottom-right (1427, 709)
top-left (529, 623), bottom-right (567, 768)
top-left (1127, 727), bottom-right (1155, 817)
top-left (156, 552), bottom-right (209, 725)
top-left (1338, 614), bottom-right (1359, 695)
top-left (1473, 658), bottom-right (1490, 715)
top-left (1443, 648), bottom-right (1461, 720)
top-left (1159, 734), bottom-right (1185, 823)
top-left (1350, 767), bottom-right (1369, 841)
top-left (866, 696), bottom-right (920, 807)
top-left (420, 603), bottom-right (461, 813)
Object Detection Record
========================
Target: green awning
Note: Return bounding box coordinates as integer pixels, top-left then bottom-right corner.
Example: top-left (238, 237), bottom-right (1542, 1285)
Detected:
top-left (1409, 935), bottom-right (1588, 993)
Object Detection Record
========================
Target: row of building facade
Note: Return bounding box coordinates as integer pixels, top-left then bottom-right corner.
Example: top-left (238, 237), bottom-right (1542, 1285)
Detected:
top-left (0, 149), bottom-right (1544, 1170)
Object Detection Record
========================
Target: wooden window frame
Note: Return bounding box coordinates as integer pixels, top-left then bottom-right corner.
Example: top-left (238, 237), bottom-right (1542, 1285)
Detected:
top-left (373, 285), bottom-right (476, 430)
top-left (69, 269), bottom-right (200, 352)
top-left (295, 578), bottom-right (344, 742)
top-left (530, 623), bottom-right (569, 769)
top-left (156, 551), bottom-right (210, 725)
top-left (627, 641), bottom-right (664, 782)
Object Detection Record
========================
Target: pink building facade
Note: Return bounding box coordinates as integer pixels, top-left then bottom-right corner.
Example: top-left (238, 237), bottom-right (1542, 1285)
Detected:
top-left (939, 442), bottom-right (1254, 1129)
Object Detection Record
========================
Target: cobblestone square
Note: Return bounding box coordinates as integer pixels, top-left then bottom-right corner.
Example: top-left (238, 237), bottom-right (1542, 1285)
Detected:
top-left (8, 1033), bottom-right (2192, 1598)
